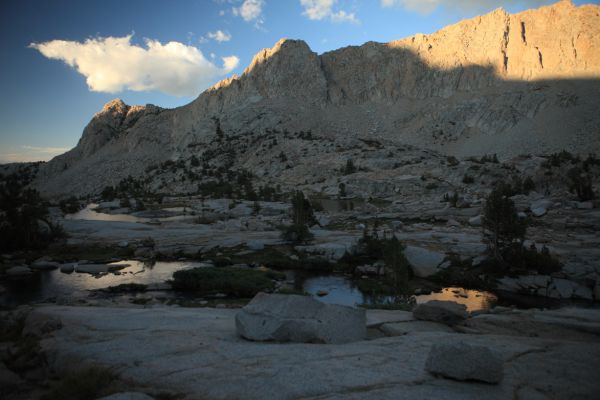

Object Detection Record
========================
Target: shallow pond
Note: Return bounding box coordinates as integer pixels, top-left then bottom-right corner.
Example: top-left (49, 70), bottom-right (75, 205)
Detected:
top-left (1, 261), bottom-right (499, 311)
top-left (2, 262), bottom-right (574, 312)
top-left (65, 204), bottom-right (197, 223)
top-left (287, 272), bottom-right (498, 312)
top-left (0, 260), bottom-right (203, 306)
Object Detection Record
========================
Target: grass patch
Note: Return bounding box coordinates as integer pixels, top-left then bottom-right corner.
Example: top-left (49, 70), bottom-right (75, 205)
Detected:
top-left (42, 366), bottom-right (117, 400)
top-left (170, 267), bottom-right (282, 297)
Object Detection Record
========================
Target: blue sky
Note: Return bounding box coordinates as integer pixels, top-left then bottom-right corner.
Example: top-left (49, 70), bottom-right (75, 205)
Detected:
top-left (0, 0), bottom-right (597, 163)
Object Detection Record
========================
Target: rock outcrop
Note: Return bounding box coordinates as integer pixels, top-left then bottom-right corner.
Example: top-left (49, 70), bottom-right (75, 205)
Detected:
top-left (34, 1), bottom-right (600, 197)
top-left (426, 342), bottom-right (504, 383)
top-left (235, 293), bottom-right (366, 344)
top-left (413, 300), bottom-right (469, 325)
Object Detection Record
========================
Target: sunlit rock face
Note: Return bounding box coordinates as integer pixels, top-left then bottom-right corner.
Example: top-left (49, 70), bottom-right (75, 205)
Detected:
top-left (35, 1), bottom-right (600, 197)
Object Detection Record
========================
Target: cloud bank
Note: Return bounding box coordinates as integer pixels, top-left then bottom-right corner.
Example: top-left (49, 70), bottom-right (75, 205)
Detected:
top-left (381, 0), bottom-right (554, 15)
top-left (30, 35), bottom-right (240, 97)
top-left (300, 0), bottom-right (359, 23)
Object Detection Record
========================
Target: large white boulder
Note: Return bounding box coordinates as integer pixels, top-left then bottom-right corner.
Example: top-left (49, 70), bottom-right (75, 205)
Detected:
top-left (235, 293), bottom-right (366, 344)
top-left (426, 341), bottom-right (503, 383)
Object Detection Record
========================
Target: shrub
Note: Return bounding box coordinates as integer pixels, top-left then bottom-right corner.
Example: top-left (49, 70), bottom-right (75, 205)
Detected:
top-left (0, 180), bottom-right (65, 252)
top-left (443, 191), bottom-right (459, 207)
top-left (462, 175), bottom-right (475, 184)
top-left (281, 223), bottom-right (313, 243)
top-left (567, 167), bottom-right (595, 201)
top-left (281, 191), bottom-right (315, 243)
top-left (171, 267), bottom-right (278, 297)
top-left (59, 196), bottom-right (81, 214)
top-left (252, 201), bottom-right (261, 215)
top-left (342, 159), bottom-right (357, 175)
top-left (446, 156), bottom-right (459, 167)
top-left (482, 182), bottom-right (527, 260)
top-left (542, 150), bottom-right (579, 169)
top-left (480, 243), bottom-right (562, 275)
top-left (101, 186), bottom-right (116, 201)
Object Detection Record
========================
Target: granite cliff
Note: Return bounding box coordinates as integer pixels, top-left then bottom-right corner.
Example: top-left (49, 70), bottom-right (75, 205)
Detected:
top-left (35, 0), bottom-right (600, 197)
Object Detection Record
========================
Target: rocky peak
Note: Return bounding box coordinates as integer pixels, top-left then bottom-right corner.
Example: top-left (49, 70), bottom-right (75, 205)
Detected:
top-left (244, 39), bottom-right (313, 75)
top-left (34, 1), bottom-right (600, 198)
top-left (98, 98), bottom-right (129, 116)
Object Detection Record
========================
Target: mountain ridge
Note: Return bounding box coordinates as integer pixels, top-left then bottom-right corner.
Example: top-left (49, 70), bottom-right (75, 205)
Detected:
top-left (34, 0), bottom-right (600, 197)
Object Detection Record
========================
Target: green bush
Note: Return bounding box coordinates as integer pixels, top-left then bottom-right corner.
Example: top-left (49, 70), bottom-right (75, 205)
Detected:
top-left (59, 196), bottom-right (81, 214)
top-left (482, 182), bottom-right (527, 259)
top-left (567, 167), bottom-right (595, 201)
top-left (280, 191), bottom-right (315, 243)
top-left (0, 179), bottom-right (65, 252)
top-left (342, 159), bottom-right (357, 175)
top-left (481, 243), bottom-right (562, 275)
top-left (281, 223), bottom-right (313, 243)
top-left (171, 267), bottom-right (279, 297)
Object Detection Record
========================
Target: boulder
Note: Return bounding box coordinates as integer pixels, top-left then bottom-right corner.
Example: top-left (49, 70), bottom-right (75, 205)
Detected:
top-left (235, 293), bottom-right (366, 344)
top-left (60, 263), bottom-right (76, 273)
top-left (425, 342), bottom-right (503, 383)
top-left (530, 199), bottom-right (552, 217)
top-left (246, 240), bottom-right (266, 251)
top-left (30, 259), bottom-right (60, 270)
top-left (413, 300), bottom-right (468, 325)
top-left (531, 207), bottom-right (547, 217)
top-left (404, 246), bottom-right (445, 278)
top-left (468, 215), bottom-right (482, 226)
top-left (5, 266), bottom-right (32, 277)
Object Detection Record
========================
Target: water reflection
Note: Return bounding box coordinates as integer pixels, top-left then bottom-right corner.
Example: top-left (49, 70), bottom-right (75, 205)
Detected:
top-left (0, 260), bottom-right (202, 306)
top-left (65, 204), bottom-right (198, 224)
top-left (2, 261), bottom-right (497, 312)
top-left (65, 204), bottom-right (148, 223)
top-left (290, 272), bottom-right (497, 312)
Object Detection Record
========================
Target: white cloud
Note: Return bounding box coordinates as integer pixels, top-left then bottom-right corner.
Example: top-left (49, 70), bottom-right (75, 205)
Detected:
top-left (300, 0), bottom-right (359, 24)
top-left (0, 146), bottom-right (71, 164)
top-left (30, 35), bottom-right (240, 97)
top-left (233, 0), bottom-right (265, 22)
top-left (381, 0), bottom-right (553, 15)
top-left (207, 30), bottom-right (232, 42)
